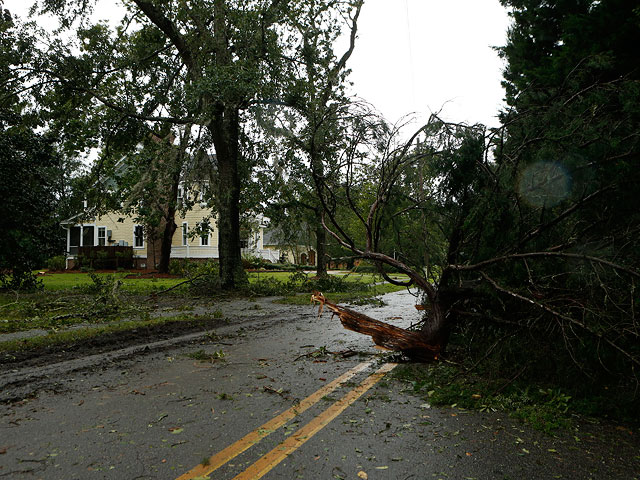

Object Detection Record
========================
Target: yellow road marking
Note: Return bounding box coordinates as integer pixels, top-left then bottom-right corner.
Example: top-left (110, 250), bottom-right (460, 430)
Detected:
top-left (232, 362), bottom-right (397, 480)
top-left (176, 360), bottom-right (373, 480)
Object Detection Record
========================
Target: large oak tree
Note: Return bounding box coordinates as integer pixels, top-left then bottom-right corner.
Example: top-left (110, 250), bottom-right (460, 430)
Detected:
top-left (25, 0), bottom-right (299, 287)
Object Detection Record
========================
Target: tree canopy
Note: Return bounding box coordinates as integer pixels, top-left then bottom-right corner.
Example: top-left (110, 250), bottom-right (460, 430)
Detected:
top-left (310, 0), bottom-right (640, 386)
top-left (0, 8), bottom-right (67, 288)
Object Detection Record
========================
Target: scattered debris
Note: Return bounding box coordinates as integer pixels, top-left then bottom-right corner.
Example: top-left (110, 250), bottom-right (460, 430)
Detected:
top-left (294, 346), bottom-right (359, 361)
top-left (263, 386), bottom-right (289, 397)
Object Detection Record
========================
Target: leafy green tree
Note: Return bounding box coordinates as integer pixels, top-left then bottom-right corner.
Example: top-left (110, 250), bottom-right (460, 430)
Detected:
top-left (317, 0), bottom-right (640, 384)
top-left (487, 0), bottom-right (640, 376)
top-left (263, 0), bottom-right (362, 275)
top-left (0, 7), bottom-right (66, 289)
top-left (21, 0), bottom-right (303, 288)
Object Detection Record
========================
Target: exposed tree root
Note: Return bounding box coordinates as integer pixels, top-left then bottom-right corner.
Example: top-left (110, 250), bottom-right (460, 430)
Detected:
top-left (311, 291), bottom-right (440, 361)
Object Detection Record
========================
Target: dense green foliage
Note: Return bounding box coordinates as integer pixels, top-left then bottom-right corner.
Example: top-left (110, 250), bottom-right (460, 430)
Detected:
top-left (0, 9), bottom-right (66, 289)
top-left (473, 0), bottom-right (640, 383)
top-left (311, 0), bottom-right (640, 391)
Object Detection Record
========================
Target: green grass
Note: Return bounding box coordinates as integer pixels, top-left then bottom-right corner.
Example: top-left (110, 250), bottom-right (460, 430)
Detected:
top-left (37, 272), bottom-right (185, 293)
top-left (392, 363), bottom-right (572, 434)
top-left (247, 271), bottom-right (295, 283)
top-left (275, 282), bottom-right (406, 305)
top-left (391, 362), bottom-right (636, 434)
top-left (0, 269), bottom-right (407, 343)
top-left (34, 270), bottom-right (401, 293)
top-left (247, 271), bottom-right (381, 285)
top-left (0, 314), bottom-right (205, 355)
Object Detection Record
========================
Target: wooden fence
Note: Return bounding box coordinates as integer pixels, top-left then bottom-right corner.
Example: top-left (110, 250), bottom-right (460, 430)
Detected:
top-left (76, 246), bottom-right (134, 270)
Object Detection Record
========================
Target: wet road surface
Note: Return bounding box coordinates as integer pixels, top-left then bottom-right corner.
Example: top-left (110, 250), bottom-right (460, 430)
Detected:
top-left (1, 291), bottom-right (638, 479)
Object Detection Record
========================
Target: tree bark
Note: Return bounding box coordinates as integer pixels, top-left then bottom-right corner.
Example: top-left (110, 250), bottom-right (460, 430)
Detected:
top-left (312, 292), bottom-right (441, 361)
top-left (315, 212), bottom-right (327, 276)
top-left (208, 110), bottom-right (247, 289)
top-left (157, 205), bottom-right (177, 273)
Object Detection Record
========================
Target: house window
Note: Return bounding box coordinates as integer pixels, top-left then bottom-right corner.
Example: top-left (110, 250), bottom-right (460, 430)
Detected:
top-left (97, 227), bottom-right (106, 246)
top-left (199, 182), bottom-right (209, 205)
top-left (200, 230), bottom-right (209, 246)
top-left (199, 221), bottom-right (210, 246)
top-left (182, 222), bottom-right (188, 246)
top-left (70, 226), bottom-right (81, 247)
top-left (177, 186), bottom-right (183, 205)
top-left (133, 225), bottom-right (144, 248)
top-left (82, 226), bottom-right (95, 246)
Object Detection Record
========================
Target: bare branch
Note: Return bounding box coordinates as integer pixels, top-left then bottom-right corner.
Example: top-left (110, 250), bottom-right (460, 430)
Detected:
top-left (450, 251), bottom-right (640, 279)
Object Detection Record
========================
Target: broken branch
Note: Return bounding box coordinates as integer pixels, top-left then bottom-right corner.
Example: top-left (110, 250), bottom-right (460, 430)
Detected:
top-left (311, 291), bottom-right (439, 361)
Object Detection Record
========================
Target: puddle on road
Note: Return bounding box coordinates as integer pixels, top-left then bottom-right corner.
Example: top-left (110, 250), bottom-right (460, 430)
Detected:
top-left (342, 289), bottom-right (424, 330)
top-left (276, 289), bottom-right (426, 355)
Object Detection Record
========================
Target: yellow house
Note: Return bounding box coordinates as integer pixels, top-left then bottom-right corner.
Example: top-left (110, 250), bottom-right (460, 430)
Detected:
top-left (60, 190), bottom-right (276, 269)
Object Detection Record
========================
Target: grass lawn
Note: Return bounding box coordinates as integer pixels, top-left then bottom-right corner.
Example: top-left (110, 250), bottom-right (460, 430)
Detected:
top-left (246, 270), bottom-right (381, 284)
top-left (0, 269), bottom-right (409, 339)
top-left (34, 270), bottom-right (406, 293)
top-left (0, 314), bottom-right (213, 355)
top-left (37, 272), bottom-right (185, 293)
top-left (275, 282), bottom-right (407, 305)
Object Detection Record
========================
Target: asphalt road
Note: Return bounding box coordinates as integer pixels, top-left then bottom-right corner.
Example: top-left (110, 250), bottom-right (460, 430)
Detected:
top-left (1, 291), bottom-right (639, 479)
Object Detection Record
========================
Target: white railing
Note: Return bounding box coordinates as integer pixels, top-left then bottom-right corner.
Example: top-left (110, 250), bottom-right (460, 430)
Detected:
top-left (242, 248), bottom-right (281, 263)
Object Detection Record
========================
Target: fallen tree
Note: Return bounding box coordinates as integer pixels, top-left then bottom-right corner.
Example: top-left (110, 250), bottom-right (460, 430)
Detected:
top-left (307, 107), bottom-right (639, 385)
top-left (311, 291), bottom-right (440, 362)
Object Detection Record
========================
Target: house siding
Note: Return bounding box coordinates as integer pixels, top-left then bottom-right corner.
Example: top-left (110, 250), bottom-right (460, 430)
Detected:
top-left (63, 204), bottom-right (230, 269)
top-left (63, 202), bottom-right (284, 270)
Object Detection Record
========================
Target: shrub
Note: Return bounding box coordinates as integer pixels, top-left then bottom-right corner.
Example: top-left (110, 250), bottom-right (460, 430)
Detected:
top-left (246, 271), bottom-right (372, 297)
top-left (46, 255), bottom-right (66, 271)
top-left (168, 259), bottom-right (186, 276)
top-left (188, 261), bottom-right (221, 294)
top-left (0, 267), bottom-right (43, 291)
top-left (305, 273), bottom-right (370, 293)
top-left (352, 262), bottom-right (398, 274)
top-left (242, 253), bottom-right (277, 270)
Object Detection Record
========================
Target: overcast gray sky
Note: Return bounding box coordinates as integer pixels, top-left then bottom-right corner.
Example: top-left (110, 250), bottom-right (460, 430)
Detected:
top-left (5, 0), bottom-right (511, 129)
top-left (347, 0), bottom-right (511, 128)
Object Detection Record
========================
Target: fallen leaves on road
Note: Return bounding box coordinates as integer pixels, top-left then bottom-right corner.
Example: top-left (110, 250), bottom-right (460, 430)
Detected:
top-left (263, 386), bottom-right (289, 397)
top-left (357, 471), bottom-right (368, 479)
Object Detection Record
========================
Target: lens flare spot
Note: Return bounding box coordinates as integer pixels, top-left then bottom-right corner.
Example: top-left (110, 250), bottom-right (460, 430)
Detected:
top-left (518, 161), bottom-right (571, 208)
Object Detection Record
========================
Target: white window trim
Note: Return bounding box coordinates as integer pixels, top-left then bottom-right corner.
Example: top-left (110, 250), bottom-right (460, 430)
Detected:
top-left (198, 181), bottom-right (209, 206)
top-left (198, 220), bottom-right (211, 247)
top-left (182, 222), bottom-right (188, 246)
top-left (133, 224), bottom-right (145, 249)
top-left (177, 185), bottom-right (184, 206)
top-left (70, 223), bottom-right (98, 248)
top-left (97, 226), bottom-right (107, 246)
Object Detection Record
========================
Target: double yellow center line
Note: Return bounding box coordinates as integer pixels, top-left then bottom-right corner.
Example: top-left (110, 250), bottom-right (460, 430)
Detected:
top-left (176, 360), bottom-right (397, 480)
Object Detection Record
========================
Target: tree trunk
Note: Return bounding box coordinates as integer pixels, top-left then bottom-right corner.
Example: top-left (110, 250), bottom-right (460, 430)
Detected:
top-left (315, 212), bottom-right (327, 276)
top-left (157, 204), bottom-right (177, 273)
top-left (156, 146), bottom-right (183, 274)
top-left (312, 292), bottom-right (441, 361)
top-left (208, 109), bottom-right (247, 289)
top-left (420, 297), bottom-right (451, 352)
